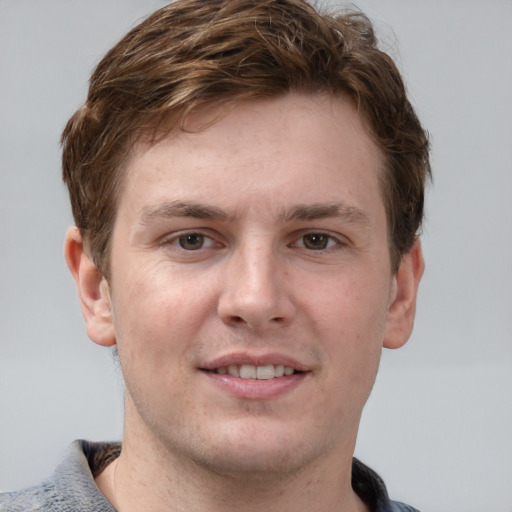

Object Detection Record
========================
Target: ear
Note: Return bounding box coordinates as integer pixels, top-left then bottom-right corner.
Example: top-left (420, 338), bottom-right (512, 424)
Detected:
top-left (383, 239), bottom-right (424, 349)
top-left (64, 227), bottom-right (116, 347)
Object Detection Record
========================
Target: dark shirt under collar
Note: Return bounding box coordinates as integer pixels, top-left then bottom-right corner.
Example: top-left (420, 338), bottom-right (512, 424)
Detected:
top-left (0, 440), bottom-right (419, 512)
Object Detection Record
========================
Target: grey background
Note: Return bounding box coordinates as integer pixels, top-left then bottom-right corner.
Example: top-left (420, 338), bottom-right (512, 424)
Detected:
top-left (1, 1), bottom-right (511, 511)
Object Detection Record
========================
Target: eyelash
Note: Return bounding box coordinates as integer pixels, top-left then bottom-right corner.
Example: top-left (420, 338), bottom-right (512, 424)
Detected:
top-left (291, 231), bottom-right (341, 251)
top-left (161, 230), bottom-right (344, 253)
top-left (163, 231), bottom-right (220, 251)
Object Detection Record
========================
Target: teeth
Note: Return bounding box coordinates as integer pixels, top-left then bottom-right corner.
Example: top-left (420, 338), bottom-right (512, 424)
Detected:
top-left (214, 364), bottom-right (296, 379)
top-left (256, 365), bottom-right (274, 380)
top-left (227, 365), bottom-right (239, 377)
top-left (240, 364), bottom-right (256, 379)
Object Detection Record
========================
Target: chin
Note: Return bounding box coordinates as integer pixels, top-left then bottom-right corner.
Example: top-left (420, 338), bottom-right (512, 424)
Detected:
top-left (185, 422), bottom-right (330, 481)
top-left (194, 447), bottom-right (312, 481)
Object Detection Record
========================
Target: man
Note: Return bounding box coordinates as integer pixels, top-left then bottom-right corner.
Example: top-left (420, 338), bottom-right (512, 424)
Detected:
top-left (0, 1), bottom-right (429, 511)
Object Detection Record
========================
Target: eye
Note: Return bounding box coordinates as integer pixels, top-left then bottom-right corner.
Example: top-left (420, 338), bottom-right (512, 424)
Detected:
top-left (175, 233), bottom-right (214, 250)
top-left (294, 232), bottom-right (339, 251)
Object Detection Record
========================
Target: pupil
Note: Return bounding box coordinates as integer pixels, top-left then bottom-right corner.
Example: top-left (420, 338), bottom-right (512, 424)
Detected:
top-left (304, 233), bottom-right (328, 250)
top-left (179, 233), bottom-right (204, 250)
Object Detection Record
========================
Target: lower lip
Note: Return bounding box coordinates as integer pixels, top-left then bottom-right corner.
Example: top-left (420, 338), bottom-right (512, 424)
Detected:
top-left (202, 371), bottom-right (307, 400)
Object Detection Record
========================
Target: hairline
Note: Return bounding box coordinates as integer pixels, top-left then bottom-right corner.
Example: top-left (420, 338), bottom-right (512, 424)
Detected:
top-left (90, 90), bottom-right (401, 278)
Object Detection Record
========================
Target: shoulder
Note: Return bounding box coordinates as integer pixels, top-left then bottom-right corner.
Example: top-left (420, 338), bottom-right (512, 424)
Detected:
top-left (0, 440), bottom-right (119, 512)
top-left (352, 458), bottom-right (421, 512)
top-left (388, 501), bottom-right (421, 512)
top-left (0, 481), bottom-right (59, 512)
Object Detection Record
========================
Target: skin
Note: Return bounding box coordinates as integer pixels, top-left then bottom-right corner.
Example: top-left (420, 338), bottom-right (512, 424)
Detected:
top-left (66, 92), bottom-right (424, 512)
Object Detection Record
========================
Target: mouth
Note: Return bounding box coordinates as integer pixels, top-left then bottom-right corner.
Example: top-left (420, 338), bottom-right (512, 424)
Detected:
top-left (205, 364), bottom-right (302, 380)
top-left (200, 357), bottom-right (309, 399)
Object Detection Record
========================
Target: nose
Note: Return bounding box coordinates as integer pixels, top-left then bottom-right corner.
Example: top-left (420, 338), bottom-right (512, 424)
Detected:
top-left (217, 241), bottom-right (296, 331)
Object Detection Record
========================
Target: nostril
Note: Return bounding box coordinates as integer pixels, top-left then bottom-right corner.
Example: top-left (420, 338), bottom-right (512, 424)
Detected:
top-left (224, 314), bottom-right (284, 328)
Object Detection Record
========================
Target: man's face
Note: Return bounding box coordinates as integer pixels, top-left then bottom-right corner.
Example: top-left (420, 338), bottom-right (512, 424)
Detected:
top-left (95, 93), bottom-right (413, 477)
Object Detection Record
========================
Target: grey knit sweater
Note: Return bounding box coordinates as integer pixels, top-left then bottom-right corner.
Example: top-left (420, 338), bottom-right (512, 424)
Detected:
top-left (0, 440), bottom-right (419, 511)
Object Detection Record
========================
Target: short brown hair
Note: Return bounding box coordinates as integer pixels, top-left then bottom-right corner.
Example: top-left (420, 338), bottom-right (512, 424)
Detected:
top-left (62, 0), bottom-right (430, 276)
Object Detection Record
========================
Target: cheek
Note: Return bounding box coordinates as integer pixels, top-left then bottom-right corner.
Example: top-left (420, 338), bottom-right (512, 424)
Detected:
top-left (110, 266), bottom-right (202, 362)
top-left (308, 269), bottom-right (391, 335)
top-left (305, 270), bottom-right (391, 388)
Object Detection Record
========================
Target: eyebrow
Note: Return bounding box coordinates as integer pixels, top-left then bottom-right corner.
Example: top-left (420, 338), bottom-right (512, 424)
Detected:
top-left (139, 201), bottom-right (232, 226)
top-left (138, 200), bottom-right (370, 227)
top-left (283, 203), bottom-right (370, 226)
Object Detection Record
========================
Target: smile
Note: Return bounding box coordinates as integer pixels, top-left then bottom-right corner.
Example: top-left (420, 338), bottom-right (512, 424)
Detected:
top-left (211, 364), bottom-right (298, 380)
top-left (201, 359), bottom-right (308, 399)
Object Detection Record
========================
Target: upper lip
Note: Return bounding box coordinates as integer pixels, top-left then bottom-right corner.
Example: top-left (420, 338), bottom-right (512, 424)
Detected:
top-left (200, 352), bottom-right (310, 372)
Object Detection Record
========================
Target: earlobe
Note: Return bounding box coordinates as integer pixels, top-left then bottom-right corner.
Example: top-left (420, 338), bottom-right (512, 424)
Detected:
top-left (383, 239), bottom-right (424, 349)
top-left (64, 227), bottom-right (116, 347)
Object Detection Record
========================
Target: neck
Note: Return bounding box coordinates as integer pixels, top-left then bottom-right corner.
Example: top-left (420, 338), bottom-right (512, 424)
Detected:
top-left (95, 404), bottom-right (369, 512)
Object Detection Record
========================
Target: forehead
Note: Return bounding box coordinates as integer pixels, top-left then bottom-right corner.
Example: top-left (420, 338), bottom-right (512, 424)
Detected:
top-left (119, 92), bottom-right (385, 224)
